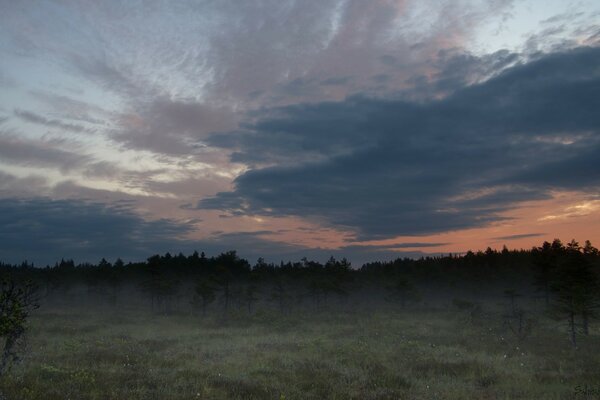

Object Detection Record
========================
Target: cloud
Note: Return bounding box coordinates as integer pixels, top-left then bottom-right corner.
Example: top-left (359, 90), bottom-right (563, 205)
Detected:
top-left (1, 1), bottom-right (599, 263)
top-left (0, 197), bottom-right (193, 265)
top-left (63, 0), bottom-right (508, 160)
top-left (111, 98), bottom-right (237, 155)
top-left (538, 200), bottom-right (600, 221)
top-left (0, 198), bottom-right (421, 266)
top-left (0, 171), bottom-right (48, 197)
top-left (422, 48), bottom-right (520, 97)
top-left (492, 233), bottom-right (546, 241)
top-left (0, 70), bottom-right (16, 88)
top-left (0, 131), bottom-right (123, 180)
top-left (200, 46), bottom-right (600, 240)
top-left (0, 132), bottom-right (90, 172)
top-left (69, 54), bottom-right (151, 101)
top-left (522, 9), bottom-right (600, 52)
top-left (12, 1), bottom-right (515, 109)
top-left (30, 91), bottom-right (110, 125)
top-left (321, 76), bottom-right (352, 86)
top-left (503, 143), bottom-right (600, 189)
top-left (2, 0), bottom-right (518, 168)
top-left (355, 242), bottom-right (450, 249)
top-left (14, 109), bottom-right (93, 134)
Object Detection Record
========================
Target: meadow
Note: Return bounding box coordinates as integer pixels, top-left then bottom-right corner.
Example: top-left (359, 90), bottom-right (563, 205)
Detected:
top-left (1, 297), bottom-right (598, 400)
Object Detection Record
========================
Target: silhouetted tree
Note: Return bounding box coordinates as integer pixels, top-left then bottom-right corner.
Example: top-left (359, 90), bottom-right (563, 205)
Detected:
top-left (532, 240), bottom-right (562, 307)
top-left (324, 257), bottom-right (352, 304)
top-left (550, 241), bottom-right (600, 347)
top-left (583, 240), bottom-right (599, 257)
top-left (385, 274), bottom-right (419, 308)
top-left (191, 277), bottom-right (216, 317)
top-left (141, 255), bottom-right (179, 314)
top-left (0, 278), bottom-right (39, 375)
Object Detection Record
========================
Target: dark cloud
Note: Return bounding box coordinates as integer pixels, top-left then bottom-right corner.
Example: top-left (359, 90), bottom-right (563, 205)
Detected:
top-left (0, 133), bottom-right (90, 172)
top-left (0, 198), bottom-right (421, 267)
top-left (0, 197), bottom-right (193, 265)
top-left (200, 46), bottom-right (600, 240)
top-left (0, 171), bottom-right (48, 197)
top-left (14, 109), bottom-right (93, 134)
top-left (493, 233), bottom-right (546, 241)
top-left (207, 96), bottom-right (384, 166)
top-left (502, 142), bottom-right (600, 189)
top-left (425, 49), bottom-right (520, 96)
top-left (208, 49), bottom-right (527, 166)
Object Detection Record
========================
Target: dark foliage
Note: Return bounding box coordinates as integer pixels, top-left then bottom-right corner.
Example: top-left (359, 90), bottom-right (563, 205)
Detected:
top-left (0, 277), bottom-right (39, 375)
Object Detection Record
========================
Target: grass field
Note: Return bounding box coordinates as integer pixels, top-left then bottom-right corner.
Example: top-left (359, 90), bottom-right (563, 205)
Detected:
top-left (1, 300), bottom-right (598, 400)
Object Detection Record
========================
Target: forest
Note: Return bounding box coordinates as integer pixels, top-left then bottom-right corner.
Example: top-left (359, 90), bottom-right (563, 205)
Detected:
top-left (0, 238), bottom-right (599, 399)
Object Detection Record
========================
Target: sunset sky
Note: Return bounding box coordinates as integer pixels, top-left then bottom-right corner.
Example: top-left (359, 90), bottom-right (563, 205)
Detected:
top-left (1, 0), bottom-right (599, 266)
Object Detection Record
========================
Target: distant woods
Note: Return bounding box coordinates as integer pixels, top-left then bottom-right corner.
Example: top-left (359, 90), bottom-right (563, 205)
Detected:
top-left (1, 239), bottom-right (599, 360)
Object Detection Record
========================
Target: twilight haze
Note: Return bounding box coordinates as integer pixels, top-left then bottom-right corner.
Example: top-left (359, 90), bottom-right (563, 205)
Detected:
top-left (0, 0), bottom-right (599, 266)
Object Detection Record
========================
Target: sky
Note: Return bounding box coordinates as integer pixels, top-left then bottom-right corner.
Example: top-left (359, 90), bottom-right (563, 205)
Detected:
top-left (0, 0), bottom-right (599, 266)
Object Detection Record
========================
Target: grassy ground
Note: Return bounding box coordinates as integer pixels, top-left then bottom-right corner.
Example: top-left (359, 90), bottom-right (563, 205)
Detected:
top-left (1, 304), bottom-right (599, 399)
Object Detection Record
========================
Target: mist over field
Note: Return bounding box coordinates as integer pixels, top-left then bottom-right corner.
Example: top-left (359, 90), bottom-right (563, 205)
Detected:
top-left (1, 239), bottom-right (600, 399)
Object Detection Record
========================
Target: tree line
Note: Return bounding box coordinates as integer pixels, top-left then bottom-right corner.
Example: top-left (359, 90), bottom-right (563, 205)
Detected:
top-left (1, 238), bottom-right (599, 374)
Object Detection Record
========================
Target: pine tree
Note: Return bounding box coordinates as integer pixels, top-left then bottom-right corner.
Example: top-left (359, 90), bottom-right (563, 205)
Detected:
top-left (550, 243), bottom-right (600, 347)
